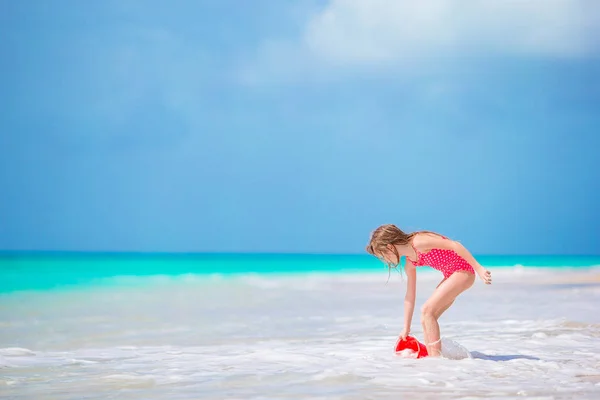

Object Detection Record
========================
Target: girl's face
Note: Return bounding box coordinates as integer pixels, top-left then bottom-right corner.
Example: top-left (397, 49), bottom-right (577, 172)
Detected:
top-left (378, 245), bottom-right (399, 266)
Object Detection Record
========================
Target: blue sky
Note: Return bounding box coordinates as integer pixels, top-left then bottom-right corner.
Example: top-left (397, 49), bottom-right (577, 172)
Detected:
top-left (1, 0), bottom-right (599, 255)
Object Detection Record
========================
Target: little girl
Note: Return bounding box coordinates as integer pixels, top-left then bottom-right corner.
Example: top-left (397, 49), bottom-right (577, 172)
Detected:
top-left (366, 224), bottom-right (492, 357)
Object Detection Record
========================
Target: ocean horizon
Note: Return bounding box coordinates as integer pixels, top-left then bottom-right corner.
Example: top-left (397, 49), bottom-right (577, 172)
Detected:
top-left (2, 252), bottom-right (600, 294)
top-left (0, 251), bottom-right (600, 293)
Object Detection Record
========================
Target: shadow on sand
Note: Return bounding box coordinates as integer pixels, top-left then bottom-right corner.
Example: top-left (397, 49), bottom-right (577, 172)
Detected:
top-left (470, 351), bottom-right (540, 361)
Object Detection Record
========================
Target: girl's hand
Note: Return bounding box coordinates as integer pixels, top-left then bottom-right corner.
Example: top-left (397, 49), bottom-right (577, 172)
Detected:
top-left (477, 268), bottom-right (492, 284)
top-left (399, 327), bottom-right (410, 341)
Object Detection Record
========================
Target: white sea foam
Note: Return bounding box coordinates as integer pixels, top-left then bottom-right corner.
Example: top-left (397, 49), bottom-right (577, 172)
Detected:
top-left (1, 267), bottom-right (600, 399)
top-left (0, 347), bottom-right (36, 356)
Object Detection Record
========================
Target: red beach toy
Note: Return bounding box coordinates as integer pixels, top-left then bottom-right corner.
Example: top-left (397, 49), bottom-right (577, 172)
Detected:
top-left (395, 335), bottom-right (429, 358)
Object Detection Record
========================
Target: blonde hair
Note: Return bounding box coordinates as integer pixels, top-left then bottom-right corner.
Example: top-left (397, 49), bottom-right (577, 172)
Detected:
top-left (365, 224), bottom-right (440, 280)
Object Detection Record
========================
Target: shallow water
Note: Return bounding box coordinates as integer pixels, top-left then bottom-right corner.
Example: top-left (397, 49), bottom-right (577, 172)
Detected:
top-left (1, 269), bottom-right (600, 399)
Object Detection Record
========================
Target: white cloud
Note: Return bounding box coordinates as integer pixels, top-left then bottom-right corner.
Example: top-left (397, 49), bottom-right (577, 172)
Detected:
top-left (240, 0), bottom-right (600, 83)
top-left (303, 0), bottom-right (600, 64)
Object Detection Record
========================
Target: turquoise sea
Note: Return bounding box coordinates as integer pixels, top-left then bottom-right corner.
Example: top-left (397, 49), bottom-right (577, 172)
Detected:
top-left (1, 252), bottom-right (599, 294)
top-left (2, 253), bottom-right (600, 399)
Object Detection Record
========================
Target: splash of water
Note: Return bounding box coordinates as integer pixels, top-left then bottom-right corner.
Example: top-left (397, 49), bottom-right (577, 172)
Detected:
top-left (440, 338), bottom-right (472, 360)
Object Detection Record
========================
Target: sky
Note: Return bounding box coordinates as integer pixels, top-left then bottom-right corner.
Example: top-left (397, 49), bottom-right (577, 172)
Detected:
top-left (1, 0), bottom-right (599, 255)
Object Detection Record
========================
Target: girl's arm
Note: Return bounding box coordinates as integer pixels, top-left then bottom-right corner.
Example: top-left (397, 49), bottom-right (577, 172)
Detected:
top-left (415, 234), bottom-right (492, 284)
top-left (401, 258), bottom-right (417, 338)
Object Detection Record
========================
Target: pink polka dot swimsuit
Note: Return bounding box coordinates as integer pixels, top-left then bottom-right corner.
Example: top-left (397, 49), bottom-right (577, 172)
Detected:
top-left (408, 236), bottom-right (475, 279)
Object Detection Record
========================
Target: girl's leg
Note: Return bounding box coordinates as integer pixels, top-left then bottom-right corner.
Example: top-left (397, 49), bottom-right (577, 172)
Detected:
top-left (434, 299), bottom-right (455, 319)
top-left (433, 278), bottom-right (455, 319)
top-left (420, 278), bottom-right (452, 349)
top-left (421, 271), bottom-right (475, 357)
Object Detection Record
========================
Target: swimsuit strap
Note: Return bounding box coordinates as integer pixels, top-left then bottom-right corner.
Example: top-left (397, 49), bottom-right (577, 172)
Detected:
top-left (408, 233), bottom-right (448, 264)
top-left (408, 237), bottom-right (420, 264)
